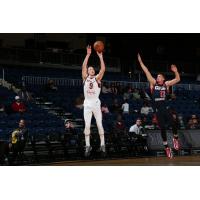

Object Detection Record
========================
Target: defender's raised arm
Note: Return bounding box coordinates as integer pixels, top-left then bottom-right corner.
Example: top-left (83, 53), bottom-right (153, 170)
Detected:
top-left (165, 64), bottom-right (180, 86)
top-left (137, 53), bottom-right (156, 86)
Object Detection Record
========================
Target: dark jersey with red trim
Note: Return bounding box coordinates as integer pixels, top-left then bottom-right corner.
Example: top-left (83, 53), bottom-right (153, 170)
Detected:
top-left (151, 82), bottom-right (168, 109)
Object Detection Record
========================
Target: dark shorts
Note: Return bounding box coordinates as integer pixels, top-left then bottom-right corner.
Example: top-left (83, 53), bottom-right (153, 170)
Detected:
top-left (156, 107), bottom-right (174, 129)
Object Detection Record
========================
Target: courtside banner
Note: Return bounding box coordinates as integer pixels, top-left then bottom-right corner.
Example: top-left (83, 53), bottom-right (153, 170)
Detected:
top-left (147, 130), bottom-right (193, 150)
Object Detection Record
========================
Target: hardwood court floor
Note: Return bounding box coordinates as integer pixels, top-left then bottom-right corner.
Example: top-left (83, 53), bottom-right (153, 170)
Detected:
top-left (49, 155), bottom-right (200, 166)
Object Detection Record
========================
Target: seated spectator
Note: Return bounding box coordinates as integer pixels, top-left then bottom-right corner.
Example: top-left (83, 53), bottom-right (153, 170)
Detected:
top-left (74, 94), bottom-right (84, 109)
top-left (129, 118), bottom-right (144, 135)
top-left (102, 83), bottom-right (111, 94)
top-left (187, 115), bottom-right (200, 129)
top-left (11, 96), bottom-right (27, 113)
top-left (187, 119), bottom-right (193, 129)
top-left (111, 98), bottom-right (121, 114)
top-left (132, 89), bottom-right (141, 100)
top-left (9, 119), bottom-right (28, 164)
top-left (178, 114), bottom-right (185, 129)
top-left (140, 102), bottom-right (154, 116)
top-left (0, 103), bottom-right (4, 112)
top-left (101, 103), bottom-right (110, 114)
top-left (121, 100), bottom-right (129, 114)
top-left (64, 119), bottom-right (77, 135)
top-left (168, 109), bottom-right (179, 130)
top-left (140, 115), bottom-right (155, 130)
top-left (123, 87), bottom-right (132, 100)
top-left (44, 79), bottom-right (58, 92)
top-left (113, 115), bottom-right (126, 134)
top-left (123, 91), bottom-right (129, 101)
top-left (18, 86), bottom-right (33, 102)
top-left (129, 118), bottom-right (148, 151)
top-left (112, 115), bottom-right (126, 153)
top-left (152, 114), bottom-right (159, 129)
top-left (116, 82), bottom-right (123, 95)
top-left (110, 83), bottom-right (118, 95)
top-left (141, 116), bottom-right (148, 128)
top-left (61, 120), bottom-right (78, 158)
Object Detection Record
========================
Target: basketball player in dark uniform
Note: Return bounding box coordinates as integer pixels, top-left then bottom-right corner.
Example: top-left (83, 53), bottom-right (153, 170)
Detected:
top-left (138, 53), bottom-right (180, 158)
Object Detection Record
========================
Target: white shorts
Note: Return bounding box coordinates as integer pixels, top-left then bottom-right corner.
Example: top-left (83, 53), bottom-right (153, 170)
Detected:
top-left (83, 98), bottom-right (104, 135)
top-left (84, 99), bottom-right (101, 111)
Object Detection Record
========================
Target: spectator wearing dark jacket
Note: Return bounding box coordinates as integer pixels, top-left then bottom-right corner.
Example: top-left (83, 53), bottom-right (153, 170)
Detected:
top-left (61, 120), bottom-right (78, 158)
top-left (10, 119), bottom-right (28, 164)
top-left (112, 115), bottom-right (127, 153)
top-left (44, 80), bottom-right (58, 92)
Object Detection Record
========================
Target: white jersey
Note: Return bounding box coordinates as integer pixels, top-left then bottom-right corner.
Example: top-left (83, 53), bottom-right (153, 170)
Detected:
top-left (129, 124), bottom-right (143, 135)
top-left (84, 76), bottom-right (101, 101)
top-left (122, 103), bottom-right (129, 113)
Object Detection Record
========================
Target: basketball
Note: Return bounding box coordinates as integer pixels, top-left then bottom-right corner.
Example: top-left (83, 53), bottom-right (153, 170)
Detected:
top-left (93, 41), bottom-right (104, 53)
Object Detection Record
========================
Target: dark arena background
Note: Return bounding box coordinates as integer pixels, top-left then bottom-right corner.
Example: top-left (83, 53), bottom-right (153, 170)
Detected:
top-left (1, 33), bottom-right (200, 165)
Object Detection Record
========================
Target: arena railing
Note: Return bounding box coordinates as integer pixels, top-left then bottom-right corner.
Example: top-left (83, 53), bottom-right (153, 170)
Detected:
top-left (22, 76), bottom-right (149, 88)
top-left (22, 76), bottom-right (200, 91)
top-left (173, 83), bottom-right (200, 91)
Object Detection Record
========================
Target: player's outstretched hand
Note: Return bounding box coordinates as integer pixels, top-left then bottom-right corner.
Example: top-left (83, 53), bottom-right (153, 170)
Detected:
top-left (137, 53), bottom-right (142, 62)
top-left (97, 51), bottom-right (103, 59)
top-left (171, 64), bottom-right (178, 72)
top-left (86, 45), bottom-right (92, 55)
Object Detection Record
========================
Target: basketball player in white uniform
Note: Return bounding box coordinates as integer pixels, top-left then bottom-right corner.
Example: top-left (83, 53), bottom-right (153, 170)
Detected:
top-left (82, 45), bottom-right (106, 157)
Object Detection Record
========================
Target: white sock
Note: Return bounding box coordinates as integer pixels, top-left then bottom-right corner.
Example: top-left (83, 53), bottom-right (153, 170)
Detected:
top-left (85, 135), bottom-right (90, 147)
top-left (100, 134), bottom-right (105, 146)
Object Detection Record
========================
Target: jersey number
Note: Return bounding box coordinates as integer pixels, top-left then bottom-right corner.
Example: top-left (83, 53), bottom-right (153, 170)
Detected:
top-left (160, 91), bottom-right (166, 98)
top-left (89, 83), bottom-right (93, 89)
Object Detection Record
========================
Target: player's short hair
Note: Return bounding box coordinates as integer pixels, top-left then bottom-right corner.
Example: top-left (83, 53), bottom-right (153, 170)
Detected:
top-left (88, 66), bottom-right (94, 70)
top-left (87, 66), bottom-right (95, 74)
top-left (157, 73), bottom-right (165, 80)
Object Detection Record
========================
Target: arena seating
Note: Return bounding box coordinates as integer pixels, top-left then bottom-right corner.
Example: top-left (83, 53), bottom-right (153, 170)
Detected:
top-left (1, 65), bottom-right (200, 165)
top-left (0, 85), bottom-right (66, 144)
top-left (0, 65), bottom-right (198, 87)
top-left (24, 82), bottom-right (200, 128)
